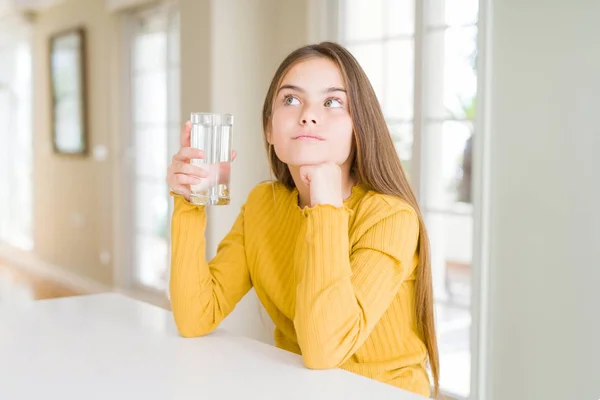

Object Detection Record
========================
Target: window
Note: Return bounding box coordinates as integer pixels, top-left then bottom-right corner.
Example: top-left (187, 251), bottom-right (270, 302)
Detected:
top-left (338, 0), bottom-right (479, 397)
top-left (0, 26), bottom-right (33, 251)
top-left (126, 4), bottom-right (180, 292)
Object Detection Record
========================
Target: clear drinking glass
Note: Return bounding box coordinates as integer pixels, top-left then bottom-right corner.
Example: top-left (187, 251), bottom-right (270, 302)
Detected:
top-left (189, 112), bottom-right (233, 206)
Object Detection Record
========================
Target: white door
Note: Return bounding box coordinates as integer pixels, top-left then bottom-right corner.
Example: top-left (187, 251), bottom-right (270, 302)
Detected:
top-left (124, 4), bottom-right (180, 294)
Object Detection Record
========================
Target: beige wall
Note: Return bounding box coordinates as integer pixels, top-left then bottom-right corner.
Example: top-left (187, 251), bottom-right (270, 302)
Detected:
top-left (33, 0), bottom-right (117, 286)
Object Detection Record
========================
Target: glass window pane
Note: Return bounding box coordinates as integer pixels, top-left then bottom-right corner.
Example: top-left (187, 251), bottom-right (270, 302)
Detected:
top-left (135, 181), bottom-right (169, 237)
top-left (428, 210), bottom-right (472, 398)
top-left (426, 211), bottom-right (473, 302)
top-left (133, 31), bottom-right (166, 71)
top-left (134, 125), bottom-right (168, 180)
top-left (133, 71), bottom-right (167, 124)
top-left (167, 123), bottom-right (181, 162)
top-left (388, 122), bottom-right (413, 181)
top-left (444, 26), bottom-right (478, 119)
top-left (348, 43), bottom-right (384, 104)
top-left (445, 0), bottom-right (479, 26)
top-left (386, 0), bottom-right (414, 36)
top-left (384, 39), bottom-right (414, 120)
top-left (342, 0), bottom-right (384, 42)
top-left (0, 41), bottom-right (33, 250)
top-left (427, 0), bottom-right (479, 27)
top-left (424, 26), bottom-right (478, 120)
top-left (446, 0), bottom-right (478, 26)
top-left (435, 301), bottom-right (471, 398)
top-left (423, 121), bottom-right (473, 210)
top-left (389, 122), bottom-right (413, 160)
top-left (135, 233), bottom-right (168, 290)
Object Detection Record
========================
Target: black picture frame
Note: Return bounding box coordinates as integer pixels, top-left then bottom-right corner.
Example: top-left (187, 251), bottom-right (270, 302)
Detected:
top-left (49, 27), bottom-right (88, 156)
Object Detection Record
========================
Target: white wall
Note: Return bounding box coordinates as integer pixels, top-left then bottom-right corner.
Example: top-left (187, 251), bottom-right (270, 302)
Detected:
top-left (485, 0), bottom-right (600, 399)
top-left (180, 0), bottom-right (311, 344)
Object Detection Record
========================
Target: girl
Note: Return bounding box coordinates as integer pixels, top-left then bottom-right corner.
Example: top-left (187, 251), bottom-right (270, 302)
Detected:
top-left (167, 42), bottom-right (439, 398)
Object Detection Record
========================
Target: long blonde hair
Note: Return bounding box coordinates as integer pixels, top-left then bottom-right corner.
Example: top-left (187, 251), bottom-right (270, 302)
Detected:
top-left (261, 42), bottom-right (439, 396)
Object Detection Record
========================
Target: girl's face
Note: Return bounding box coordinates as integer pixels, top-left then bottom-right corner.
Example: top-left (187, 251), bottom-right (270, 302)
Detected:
top-left (269, 57), bottom-right (354, 168)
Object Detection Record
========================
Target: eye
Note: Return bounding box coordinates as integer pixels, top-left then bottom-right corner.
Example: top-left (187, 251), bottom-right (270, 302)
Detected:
top-left (324, 98), bottom-right (343, 108)
top-left (284, 95), bottom-right (300, 106)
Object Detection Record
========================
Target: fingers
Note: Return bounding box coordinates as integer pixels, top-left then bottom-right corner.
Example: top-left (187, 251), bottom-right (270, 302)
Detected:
top-left (299, 165), bottom-right (313, 185)
top-left (172, 174), bottom-right (203, 186)
top-left (171, 121), bottom-right (237, 201)
top-left (173, 147), bottom-right (205, 162)
top-left (180, 121), bottom-right (192, 148)
top-left (167, 164), bottom-right (206, 201)
top-left (172, 162), bottom-right (209, 178)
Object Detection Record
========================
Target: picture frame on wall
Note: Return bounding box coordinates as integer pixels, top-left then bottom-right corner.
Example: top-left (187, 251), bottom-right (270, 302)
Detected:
top-left (49, 27), bottom-right (88, 155)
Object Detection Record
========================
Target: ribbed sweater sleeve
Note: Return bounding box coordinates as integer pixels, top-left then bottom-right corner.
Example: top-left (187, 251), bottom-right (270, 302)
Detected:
top-left (293, 204), bottom-right (420, 369)
top-left (169, 195), bottom-right (252, 338)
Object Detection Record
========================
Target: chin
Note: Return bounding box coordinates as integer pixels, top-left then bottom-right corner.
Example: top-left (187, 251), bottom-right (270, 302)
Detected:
top-left (273, 143), bottom-right (350, 167)
top-left (280, 155), bottom-right (328, 167)
top-left (273, 146), bottom-right (320, 166)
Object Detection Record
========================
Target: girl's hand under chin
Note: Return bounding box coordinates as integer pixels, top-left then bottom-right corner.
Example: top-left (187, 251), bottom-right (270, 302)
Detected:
top-left (299, 162), bottom-right (344, 208)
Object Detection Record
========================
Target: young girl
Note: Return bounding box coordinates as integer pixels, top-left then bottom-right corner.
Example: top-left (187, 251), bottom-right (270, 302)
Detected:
top-left (167, 42), bottom-right (439, 398)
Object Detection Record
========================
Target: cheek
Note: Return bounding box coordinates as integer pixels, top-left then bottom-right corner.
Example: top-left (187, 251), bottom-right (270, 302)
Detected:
top-left (270, 108), bottom-right (297, 142)
top-left (328, 115), bottom-right (353, 149)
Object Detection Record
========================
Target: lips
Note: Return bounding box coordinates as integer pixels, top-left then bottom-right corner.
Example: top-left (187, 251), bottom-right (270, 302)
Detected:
top-left (292, 134), bottom-right (324, 141)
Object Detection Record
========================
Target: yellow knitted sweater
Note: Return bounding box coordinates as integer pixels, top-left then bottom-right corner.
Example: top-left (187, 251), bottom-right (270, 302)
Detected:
top-left (170, 181), bottom-right (431, 397)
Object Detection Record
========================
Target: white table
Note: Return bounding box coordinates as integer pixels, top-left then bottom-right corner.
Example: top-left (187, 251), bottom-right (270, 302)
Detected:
top-left (0, 293), bottom-right (427, 399)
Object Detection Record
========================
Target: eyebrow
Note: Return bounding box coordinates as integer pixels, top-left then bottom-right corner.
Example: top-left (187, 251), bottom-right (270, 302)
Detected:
top-left (277, 84), bottom-right (347, 95)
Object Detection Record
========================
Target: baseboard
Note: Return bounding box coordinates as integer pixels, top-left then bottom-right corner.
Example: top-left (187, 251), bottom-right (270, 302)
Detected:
top-left (0, 244), bottom-right (112, 294)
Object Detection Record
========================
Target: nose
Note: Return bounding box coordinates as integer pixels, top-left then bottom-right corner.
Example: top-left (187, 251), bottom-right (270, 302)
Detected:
top-left (299, 105), bottom-right (318, 126)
